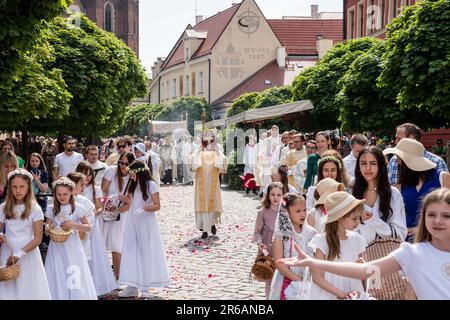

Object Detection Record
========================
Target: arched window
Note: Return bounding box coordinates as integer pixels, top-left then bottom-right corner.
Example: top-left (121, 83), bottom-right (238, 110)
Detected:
top-left (104, 2), bottom-right (114, 32)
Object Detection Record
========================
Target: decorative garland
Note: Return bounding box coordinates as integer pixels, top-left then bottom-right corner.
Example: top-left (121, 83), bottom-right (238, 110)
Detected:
top-left (7, 169), bottom-right (33, 181)
top-left (317, 156), bottom-right (342, 170)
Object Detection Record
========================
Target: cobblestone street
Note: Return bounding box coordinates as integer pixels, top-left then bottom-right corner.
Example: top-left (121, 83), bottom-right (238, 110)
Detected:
top-left (117, 184), bottom-right (266, 300)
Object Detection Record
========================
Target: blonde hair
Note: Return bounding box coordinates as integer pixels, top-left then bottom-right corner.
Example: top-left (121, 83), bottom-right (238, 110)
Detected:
top-left (416, 188), bottom-right (450, 243)
top-left (0, 151), bottom-right (19, 186)
top-left (4, 174), bottom-right (36, 220)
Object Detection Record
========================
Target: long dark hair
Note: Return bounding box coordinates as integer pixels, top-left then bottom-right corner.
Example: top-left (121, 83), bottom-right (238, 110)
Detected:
top-left (398, 161), bottom-right (433, 187)
top-left (128, 160), bottom-right (154, 201)
top-left (277, 165), bottom-right (290, 194)
top-left (262, 182), bottom-right (284, 208)
top-left (76, 161), bottom-right (96, 203)
top-left (25, 153), bottom-right (47, 171)
top-left (353, 146), bottom-right (393, 222)
top-left (116, 152), bottom-right (135, 191)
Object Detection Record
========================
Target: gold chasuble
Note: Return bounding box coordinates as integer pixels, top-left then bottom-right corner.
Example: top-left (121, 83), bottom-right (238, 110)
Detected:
top-left (191, 149), bottom-right (227, 231)
top-left (280, 148), bottom-right (307, 190)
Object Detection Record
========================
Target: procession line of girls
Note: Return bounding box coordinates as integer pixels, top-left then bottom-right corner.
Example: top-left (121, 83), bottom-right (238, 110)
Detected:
top-left (0, 157), bottom-right (170, 299)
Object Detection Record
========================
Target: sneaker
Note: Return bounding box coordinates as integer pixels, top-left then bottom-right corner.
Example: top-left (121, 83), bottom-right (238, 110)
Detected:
top-left (211, 225), bottom-right (217, 235)
top-left (201, 232), bottom-right (208, 239)
top-left (118, 286), bottom-right (138, 298)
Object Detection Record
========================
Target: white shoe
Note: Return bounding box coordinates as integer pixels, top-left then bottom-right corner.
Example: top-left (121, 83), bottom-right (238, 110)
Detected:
top-left (141, 291), bottom-right (151, 298)
top-left (118, 286), bottom-right (138, 298)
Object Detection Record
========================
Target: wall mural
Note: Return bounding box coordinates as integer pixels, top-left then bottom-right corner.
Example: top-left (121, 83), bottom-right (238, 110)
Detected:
top-left (216, 43), bottom-right (245, 80)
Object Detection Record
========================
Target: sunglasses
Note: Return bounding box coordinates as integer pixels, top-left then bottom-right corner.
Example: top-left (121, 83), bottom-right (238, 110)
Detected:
top-left (118, 161), bottom-right (129, 166)
top-left (118, 145), bottom-right (127, 149)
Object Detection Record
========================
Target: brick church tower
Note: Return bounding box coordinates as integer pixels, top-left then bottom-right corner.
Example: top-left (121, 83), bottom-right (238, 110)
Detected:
top-left (71, 0), bottom-right (139, 57)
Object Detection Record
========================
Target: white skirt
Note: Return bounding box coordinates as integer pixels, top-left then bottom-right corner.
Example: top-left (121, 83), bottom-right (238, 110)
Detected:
top-left (44, 232), bottom-right (98, 300)
top-left (0, 246), bottom-right (51, 300)
top-left (88, 218), bottom-right (118, 296)
top-left (97, 211), bottom-right (127, 253)
top-left (308, 272), bottom-right (364, 300)
top-left (119, 209), bottom-right (170, 290)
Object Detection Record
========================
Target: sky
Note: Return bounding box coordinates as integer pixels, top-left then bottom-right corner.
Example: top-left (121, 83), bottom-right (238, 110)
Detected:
top-left (139, 0), bottom-right (343, 74)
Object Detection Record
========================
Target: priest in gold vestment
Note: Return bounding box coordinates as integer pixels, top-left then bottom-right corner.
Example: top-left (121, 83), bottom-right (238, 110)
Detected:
top-left (191, 129), bottom-right (227, 239)
top-left (280, 133), bottom-right (307, 191)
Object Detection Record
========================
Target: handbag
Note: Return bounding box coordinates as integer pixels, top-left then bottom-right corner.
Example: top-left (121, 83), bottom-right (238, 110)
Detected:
top-left (102, 180), bottom-right (130, 222)
top-left (361, 226), bottom-right (407, 300)
top-left (284, 267), bottom-right (311, 300)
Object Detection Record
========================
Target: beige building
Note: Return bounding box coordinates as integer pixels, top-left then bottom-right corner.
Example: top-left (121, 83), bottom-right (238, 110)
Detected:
top-left (150, 0), bottom-right (342, 118)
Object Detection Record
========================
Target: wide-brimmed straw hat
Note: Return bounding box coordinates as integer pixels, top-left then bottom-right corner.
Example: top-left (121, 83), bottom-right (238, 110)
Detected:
top-left (383, 138), bottom-right (436, 172)
top-left (315, 178), bottom-right (345, 206)
top-left (324, 192), bottom-right (365, 224)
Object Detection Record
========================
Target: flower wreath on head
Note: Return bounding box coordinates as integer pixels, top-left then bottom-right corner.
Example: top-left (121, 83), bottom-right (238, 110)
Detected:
top-left (127, 166), bottom-right (150, 175)
top-left (7, 169), bottom-right (33, 182)
top-left (317, 156), bottom-right (342, 170)
top-left (52, 177), bottom-right (75, 190)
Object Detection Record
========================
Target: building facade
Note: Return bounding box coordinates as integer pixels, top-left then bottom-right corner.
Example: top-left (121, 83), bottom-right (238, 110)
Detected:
top-left (70, 0), bottom-right (139, 57)
top-left (344, 0), bottom-right (417, 40)
top-left (150, 0), bottom-right (343, 118)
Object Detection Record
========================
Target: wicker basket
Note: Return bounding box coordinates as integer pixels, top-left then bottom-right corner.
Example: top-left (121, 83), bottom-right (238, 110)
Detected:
top-left (362, 237), bottom-right (407, 300)
top-left (251, 254), bottom-right (275, 281)
top-left (49, 227), bottom-right (71, 243)
top-left (0, 246), bottom-right (20, 282)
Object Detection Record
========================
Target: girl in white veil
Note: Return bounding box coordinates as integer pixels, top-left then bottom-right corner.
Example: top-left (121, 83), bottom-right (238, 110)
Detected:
top-left (269, 193), bottom-right (317, 300)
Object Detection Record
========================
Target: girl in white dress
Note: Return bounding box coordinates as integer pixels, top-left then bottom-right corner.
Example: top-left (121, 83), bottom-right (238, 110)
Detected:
top-left (75, 163), bottom-right (118, 296)
top-left (269, 193), bottom-right (317, 300)
top-left (100, 152), bottom-right (134, 280)
top-left (0, 169), bottom-right (51, 300)
top-left (352, 146), bottom-right (407, 242)
top-left (280, 187), bottom-right (450, 300)
top-left (118, 160), bottom-right (170, 298)
top-left (44, 177), bottom-right (97, 300)
top-left (307, 191), bottom-right (367, 300)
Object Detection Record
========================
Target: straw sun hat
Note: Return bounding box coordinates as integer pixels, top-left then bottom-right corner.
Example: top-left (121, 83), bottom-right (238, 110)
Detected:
top-left (315, 178), bottom-right (345, 206)
top-left (324, 192), bottom-right (365, 224)
top-left (383, 138), bottom-right (436, 172)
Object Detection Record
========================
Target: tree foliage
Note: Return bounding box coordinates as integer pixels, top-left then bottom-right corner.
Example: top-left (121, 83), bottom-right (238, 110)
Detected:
top-left (253, 85), bottom-right (292, 109)
top-left (337, 41), bottom-right (444, 135)
top-left (226, 92), bottom-right (258, 117)
top-left (0, 0), bottom-right (70, 83)
top-left (291, 38), bottom-right (381, 130)
top-left (379, 0), bottom-right (450, 122)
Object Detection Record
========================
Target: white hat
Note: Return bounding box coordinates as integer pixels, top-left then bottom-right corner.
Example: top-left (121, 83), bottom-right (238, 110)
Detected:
top-left (383, 138), bottom-right (436, 172)
top-left (315, 178), bottom-right (345, 206)
top-left (324, 191), bottom-right (365, 224)
top-left (134, 142), bottom-right (147, 155)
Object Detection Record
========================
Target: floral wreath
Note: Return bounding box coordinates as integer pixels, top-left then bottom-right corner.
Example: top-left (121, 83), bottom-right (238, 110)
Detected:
top-left (7, 169), bottom-right (33, 182)
top-left (127, 165), bottom-right (150, 175)
top-left (52, 177), bottom-right (75, 189)
top-left (317, 156), bottom-right (342, 170)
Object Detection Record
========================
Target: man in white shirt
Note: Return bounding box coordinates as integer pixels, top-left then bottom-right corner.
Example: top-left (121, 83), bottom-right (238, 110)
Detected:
top-left (85, 145), bottom-right (108, 186)
top-left (343, 134), bottom-right (369, 178)
top-left (53, 136), bottom-right (84, 178)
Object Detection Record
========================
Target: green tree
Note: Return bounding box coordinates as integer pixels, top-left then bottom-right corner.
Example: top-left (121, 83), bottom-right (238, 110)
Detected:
top-left (0, 28), bottom-right (72, 134)
top-left (379, 0), bottom-right (450, 122)
top-left (226, 92), bottom-right (258, 117)
top-left (0, 0), bottom-right (70, 83)
top-left (338, 41), bottom-right (444, 134)
top-left (115, 103), bottom-right (166, 137)
top-left (44, 15), bottom-right (147, 137)
top-left (253, 85), bottom-right (292, 109)
top-left (158, 97), bottom-right (212, 135)
top-left (292, 38), bottom-right (381, 130)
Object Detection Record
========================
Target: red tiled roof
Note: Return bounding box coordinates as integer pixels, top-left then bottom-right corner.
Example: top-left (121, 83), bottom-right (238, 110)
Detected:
top-left (268, 19), bottom-right (343, 56)
top-left (213, 60), bottom-right (285, 104)
top-left (162, 4), bottom-right (241, 70)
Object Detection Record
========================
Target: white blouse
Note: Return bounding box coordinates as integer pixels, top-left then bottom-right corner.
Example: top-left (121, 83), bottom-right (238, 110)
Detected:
top-left (356, 186), bottom-right (407, 243)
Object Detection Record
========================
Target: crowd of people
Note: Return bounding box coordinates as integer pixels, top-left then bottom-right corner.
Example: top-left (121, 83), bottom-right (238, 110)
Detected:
top-left (250, 123), bottom-right (449, 300)
top-left (0, 120), bottom-right (448, 300)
